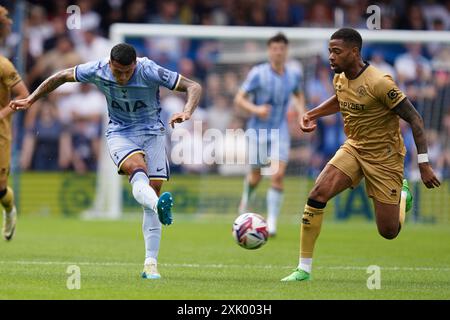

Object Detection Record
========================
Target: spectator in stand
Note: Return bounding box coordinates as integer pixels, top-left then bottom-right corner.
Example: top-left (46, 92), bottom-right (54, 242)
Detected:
top-left (267, 0), bottom-right (302, 27)
top-left (422, 0), bottom-right (450, 30)
top-left (20, 99), bottom-right (69, 171)
top-left (398, 3), bottom-right (428, 30)
top-left (370, 51), bottom-right (396, 79)
top-left (76, 26), bottom-right (112, 62)
top-left (60, 83), bottom-right (105, 173)
top-left (26, 34), bottom-right (82, 90)
top-left (123, 0), bottom-right (148, 23)
top-left (25, 5), bottom-right (54, 60)
top-left (395, 43), bottom-right (431, 83)
top-left (69, 0), bottom-right (101, 46)
top-left (343, 4), bottom-right (366, 29)
top-left (303, 2), bottom-right (333, 28)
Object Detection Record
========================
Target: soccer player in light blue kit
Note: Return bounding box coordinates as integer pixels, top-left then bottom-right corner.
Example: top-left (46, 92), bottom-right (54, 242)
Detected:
top-left (9, 43), bottom-right (202, 279)
top-left (235, 33), bottom-right (306, 237)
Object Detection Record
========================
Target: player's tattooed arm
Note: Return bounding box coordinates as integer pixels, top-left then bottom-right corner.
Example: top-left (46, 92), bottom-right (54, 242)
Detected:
top-left (393, 97), bottom-right (440, 188)
top-left (170, 75), bottom-right (202, 128)
top-left (9, 68), bottom-right (76, 110)
top-left (392, 98), bottom-right (427, 154)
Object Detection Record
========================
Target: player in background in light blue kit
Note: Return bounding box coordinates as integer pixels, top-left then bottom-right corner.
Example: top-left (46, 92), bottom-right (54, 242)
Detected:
top-left (235, 33), bottom-right (306, 237)
top-left (9, 43), bottom-right (202, 279)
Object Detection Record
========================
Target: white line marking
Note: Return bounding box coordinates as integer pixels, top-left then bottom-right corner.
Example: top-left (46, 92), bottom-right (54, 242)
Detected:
top-left (0, 260), bottom-right (449, 271)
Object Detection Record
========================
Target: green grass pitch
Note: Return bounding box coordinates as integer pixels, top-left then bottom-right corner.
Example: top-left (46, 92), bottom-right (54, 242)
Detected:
top-left (1, 214), bottom-right (449, 300)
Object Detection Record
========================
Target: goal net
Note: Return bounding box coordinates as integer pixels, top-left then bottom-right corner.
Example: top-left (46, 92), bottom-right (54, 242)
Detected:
top-left (85, 24), bottom-right (450, 224)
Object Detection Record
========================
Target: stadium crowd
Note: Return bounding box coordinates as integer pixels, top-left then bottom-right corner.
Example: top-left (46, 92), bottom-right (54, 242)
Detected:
top-left (1, 0), bottom-right (449, 179)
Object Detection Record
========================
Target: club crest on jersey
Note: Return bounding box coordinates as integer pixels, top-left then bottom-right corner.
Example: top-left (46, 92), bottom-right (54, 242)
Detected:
top-left (357, 85), bottom-right (367, 97)
top-left (387, 88), bottom-right (400, 100)
top-left (111, 100), bottom-right (148, 112)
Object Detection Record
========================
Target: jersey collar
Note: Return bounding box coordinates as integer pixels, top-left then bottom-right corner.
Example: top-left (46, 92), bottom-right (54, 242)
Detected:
top-left (351, 61), bottom-right (370, 80)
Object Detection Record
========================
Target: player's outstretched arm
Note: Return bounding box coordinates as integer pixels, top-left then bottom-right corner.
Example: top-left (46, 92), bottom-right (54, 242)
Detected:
top-left (9, 67), bottom-right (76, 111)
top-left (392, 98), bottom-right (441, 188)
top-left (169, 75), bottom-right (202, 128)
top-left (0, 80), bottom-right (29, 120)
top-left (299, 95), bottom-right (340, 132)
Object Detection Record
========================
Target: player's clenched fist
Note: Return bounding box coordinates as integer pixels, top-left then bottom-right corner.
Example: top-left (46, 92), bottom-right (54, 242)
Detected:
top-left (169, 111), bottom-right (191, 128)
top-left (299, 113), bottom-right (317, 132)
top-left (9, 98), bottom-right (33, 111)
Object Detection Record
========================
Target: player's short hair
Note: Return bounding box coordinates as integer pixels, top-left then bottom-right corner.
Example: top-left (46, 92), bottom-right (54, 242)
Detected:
top-left (110, 43), bottom-right (137, 66)
top-left (330, 28), bottom-right (362, 52)
top-left (267, 32), bottom-right (289, 46)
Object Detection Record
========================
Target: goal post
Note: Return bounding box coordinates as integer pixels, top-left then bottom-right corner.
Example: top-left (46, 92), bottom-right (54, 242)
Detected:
top-left (110, 24), bottom-right (450, 43)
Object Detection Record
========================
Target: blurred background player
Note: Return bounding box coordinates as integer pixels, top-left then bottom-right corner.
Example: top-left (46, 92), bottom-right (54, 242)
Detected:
top-left (9, 43), bottom-right (202, 278)
top-left (282, 28), bottom-right (441, 282)
top-left (0, 6), bottom-right (29, 241)
top-left (235, 32), bottom-right (306, 237)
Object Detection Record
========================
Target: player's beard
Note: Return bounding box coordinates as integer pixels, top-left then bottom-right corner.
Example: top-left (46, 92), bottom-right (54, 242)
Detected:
top-left (331, 65), bottom-right (343, 74)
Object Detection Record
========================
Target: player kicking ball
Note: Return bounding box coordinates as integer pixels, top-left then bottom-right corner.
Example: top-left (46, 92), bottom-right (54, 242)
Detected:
top-left (281, 28), bottom-right (440, 282)
top-left (9, 43), bottom-right (202, 279)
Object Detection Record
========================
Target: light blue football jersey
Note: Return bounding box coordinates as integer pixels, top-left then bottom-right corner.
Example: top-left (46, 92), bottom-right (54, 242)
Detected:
top-left (240, 62), bottom-right (301, 130)
top-left (74, 57), bottom-right (179, 137)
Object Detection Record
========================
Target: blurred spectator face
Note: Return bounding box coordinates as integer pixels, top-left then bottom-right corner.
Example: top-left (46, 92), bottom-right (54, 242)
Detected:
top-left (371, 52), bottom-right (382, 63)
top-left (109, 60), bottom-right (137, 85)
top-left (77, 0), bottom-right (93, 14)
top-left (346, 5), bottom-right (362, 27)
top-left (0, 6), bottom-right (12, 40)
top-left (406, 43), bottom-right (422, 56)
top-left (178, 58), bottom-right (195, 78)
top-left (28, 5), bottom-right (46, 26)
top-left (328, 39), bottom-right (358, 74)
top-left (309, 2), bottom-right (332, 26)
top-left (268, 41), bottom-right (288, 66)
top-left (435, 71), bottom-right (449, 87)
top-left (408, 5), bottom-right (425, 30)
top-left (82, 29), bottom-right (96, 44)
top-left (432, 19), bottom-right (445, 31)
top-left (51, 17), bottom-right (67, 35)
top-left (161, 1), bottom-right (178, 19)
top-left (250, 7), bottom-right (267, 26)
top-left (126, 0), bottom-right (147, 22)
top-left (56, 36), bottom-right (74, 53)
top-left (206, 73), bottom-right (221, 97)
top-left (39, 102), bottom-right (57, 124)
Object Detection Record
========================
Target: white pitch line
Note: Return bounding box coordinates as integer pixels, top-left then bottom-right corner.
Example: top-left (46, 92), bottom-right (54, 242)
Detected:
top-left (0, 260), bottom-right (449, 272)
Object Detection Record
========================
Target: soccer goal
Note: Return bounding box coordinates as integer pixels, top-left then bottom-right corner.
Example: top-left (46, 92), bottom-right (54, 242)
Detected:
top-left (85, 24), bottom-right (450, 223)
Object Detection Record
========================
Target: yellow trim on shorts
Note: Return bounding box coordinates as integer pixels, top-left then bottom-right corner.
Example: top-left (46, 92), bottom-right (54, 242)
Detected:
top-left (117, 150), bottom-right (146, 174)
top-left (149, 177), bottom-right (168, 181)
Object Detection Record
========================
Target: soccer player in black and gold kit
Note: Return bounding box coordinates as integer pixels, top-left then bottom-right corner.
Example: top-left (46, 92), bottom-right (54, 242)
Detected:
top-left (0, 6), bottom-right (29, 240)
top-left (282, 28), bottom-right (440, 281)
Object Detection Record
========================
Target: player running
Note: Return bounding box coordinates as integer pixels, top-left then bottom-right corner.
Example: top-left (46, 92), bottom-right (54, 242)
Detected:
top-left (281, 28), bottom-right (440, 282)
top-left (0, 6), bottom-right (30, 241)
top-left (235, 33), bottom-right (306, 237)
top-left (9, 43), bottom-right (202, 279)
